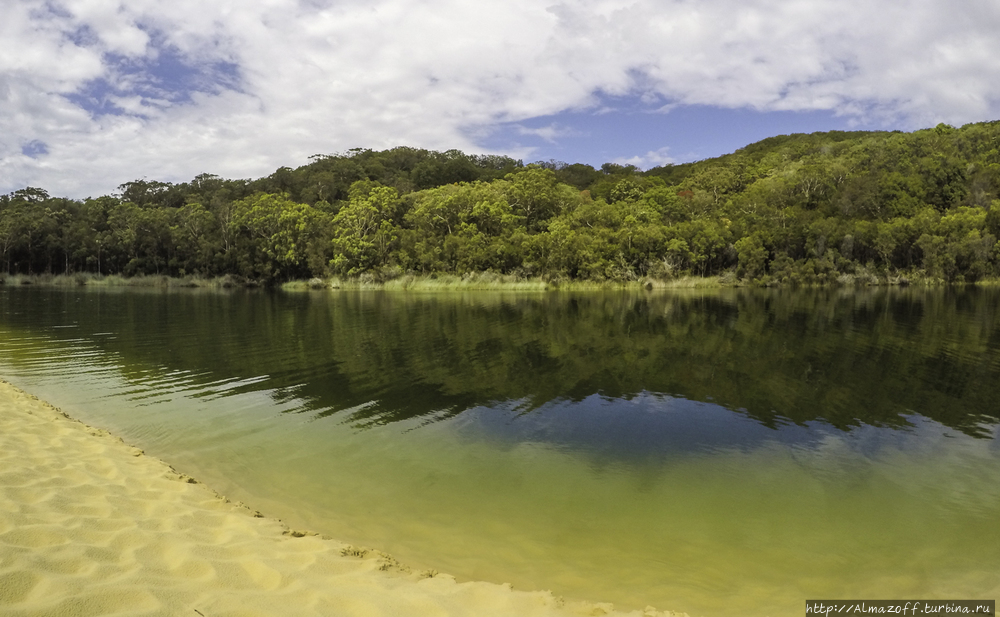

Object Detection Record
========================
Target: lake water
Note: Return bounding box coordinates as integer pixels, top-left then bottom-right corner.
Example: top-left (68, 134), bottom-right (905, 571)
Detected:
top-left (1, 285), bottom-right (998, 616)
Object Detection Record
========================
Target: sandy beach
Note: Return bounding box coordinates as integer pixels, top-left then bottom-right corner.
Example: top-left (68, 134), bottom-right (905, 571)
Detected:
top-left (0, 379), bottom-right (683, 617)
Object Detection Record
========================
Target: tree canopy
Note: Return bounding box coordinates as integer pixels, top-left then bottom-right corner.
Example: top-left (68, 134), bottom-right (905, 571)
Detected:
top-left (4, 122), bottom-right (1000, 284)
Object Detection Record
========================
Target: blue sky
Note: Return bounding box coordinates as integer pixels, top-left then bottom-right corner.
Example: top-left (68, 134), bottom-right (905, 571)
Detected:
top-left (2, 0), bottom-right (999, 197)
top-left (482, 102), bottom-right (869, 169)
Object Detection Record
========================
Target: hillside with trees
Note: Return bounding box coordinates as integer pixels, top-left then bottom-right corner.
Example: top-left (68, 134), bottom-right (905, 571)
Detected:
top-left (3, 121), bottom-right (1000, 286)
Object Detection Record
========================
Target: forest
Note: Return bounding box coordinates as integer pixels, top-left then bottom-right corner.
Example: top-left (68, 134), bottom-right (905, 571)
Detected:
top-left (3, 121), bottom-right (1000, 286)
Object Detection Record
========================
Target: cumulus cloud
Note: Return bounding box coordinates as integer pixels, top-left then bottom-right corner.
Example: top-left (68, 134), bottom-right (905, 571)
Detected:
top-left (515, 123), bottom-right (580, 143)
top-left (2, 0), bottom-right (1000, 196)
top-left (614, 147), bottom-right (676, 170)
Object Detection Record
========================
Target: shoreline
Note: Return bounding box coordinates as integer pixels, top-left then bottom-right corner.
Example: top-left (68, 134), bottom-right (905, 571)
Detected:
top-left (0, 271), bottom-right (725, 291)
top-left (5, 270), bottom-right (994, 292)
top-left (0, 379), bottom-right (683, 617)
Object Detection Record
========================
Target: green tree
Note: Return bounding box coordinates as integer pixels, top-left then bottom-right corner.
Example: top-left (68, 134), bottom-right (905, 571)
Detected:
top-left (504, 168), bottom-right (578, 231)
top-left (171, 203), bottom-right (222, 275)
top-left (735, 233), bottom-right (768, 280)
top-left (330, 184), bottom-right (400, 275)
top-left (231, 193), bottom-right (325, 281)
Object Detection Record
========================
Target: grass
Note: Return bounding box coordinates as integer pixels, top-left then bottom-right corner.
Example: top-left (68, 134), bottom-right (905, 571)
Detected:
top-left (6, 269), bottom-right (996, 293)
top-left (0, 272), bottom-right (242, 289)
top-left (281, 271), bottom-right (729, 292)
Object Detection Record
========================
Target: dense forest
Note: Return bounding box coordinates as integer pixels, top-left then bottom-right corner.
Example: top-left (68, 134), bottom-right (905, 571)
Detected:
top-left (3, 121), bottom-right (1000, 285)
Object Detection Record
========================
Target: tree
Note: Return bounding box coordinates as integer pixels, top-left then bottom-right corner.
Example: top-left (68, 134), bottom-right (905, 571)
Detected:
top-left (0, 207), bottom-right (19, 273)
top-left (504, 168), bottom-right (578, 231)
top-left (231, 193), bottom-right (325, 281)
top-left (404, 180), bottom-right (523, 273)
top-left (171, 203), bottom-right (221, 275)
top-left (735, 234), bottom-right (768, 280)
top-left (330, 184), bottom-right (400, 275)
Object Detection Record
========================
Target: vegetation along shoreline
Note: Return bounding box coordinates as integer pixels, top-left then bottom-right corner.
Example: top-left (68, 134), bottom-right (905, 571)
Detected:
top-left (3, 121), bottom-right (1000, 288)
top-left (3, 270), bottom-right (1000, 292)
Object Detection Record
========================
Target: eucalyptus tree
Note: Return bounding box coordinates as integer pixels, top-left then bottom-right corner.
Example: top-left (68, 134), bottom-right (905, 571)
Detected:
top-left (230, 193), bottom-right (328, 281)
top-left (329, 183), bottom-right (401, 275)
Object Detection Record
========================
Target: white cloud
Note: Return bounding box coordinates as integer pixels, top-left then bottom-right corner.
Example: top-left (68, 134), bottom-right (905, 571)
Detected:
top-left (2, 0), bottom-right (1000, 196)
top-left (614, 147), bottom-right (676, 170)
top-left (516, 123), bottom-right (579, 143)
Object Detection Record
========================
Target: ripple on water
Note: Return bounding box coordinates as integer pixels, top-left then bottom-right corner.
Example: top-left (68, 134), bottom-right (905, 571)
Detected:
top-left (1, 286), bottom-right (999, 616)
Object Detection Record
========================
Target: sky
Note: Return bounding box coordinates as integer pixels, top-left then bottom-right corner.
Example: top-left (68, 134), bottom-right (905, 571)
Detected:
top-left (2, 0), bottom-right (1000, 198)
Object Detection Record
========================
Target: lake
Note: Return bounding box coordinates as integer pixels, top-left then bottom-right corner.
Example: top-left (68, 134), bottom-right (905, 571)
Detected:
top-left (0, 285), bottom-right (998, 616)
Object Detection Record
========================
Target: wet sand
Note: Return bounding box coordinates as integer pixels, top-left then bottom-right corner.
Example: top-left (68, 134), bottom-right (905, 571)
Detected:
top-left (0, 379), bottom-right (683, 617)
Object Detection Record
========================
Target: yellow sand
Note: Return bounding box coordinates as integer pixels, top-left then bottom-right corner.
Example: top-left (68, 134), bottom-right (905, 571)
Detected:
top-left (0, 380), bottom-right (684, 617)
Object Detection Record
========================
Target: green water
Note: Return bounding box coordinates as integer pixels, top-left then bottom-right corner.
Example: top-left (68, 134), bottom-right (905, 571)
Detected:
top-left (0, 286), bottom-right (998, 616)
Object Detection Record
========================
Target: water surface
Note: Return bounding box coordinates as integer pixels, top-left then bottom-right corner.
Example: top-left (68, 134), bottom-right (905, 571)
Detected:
top-left (1, 286), bottom-right (998, 616)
